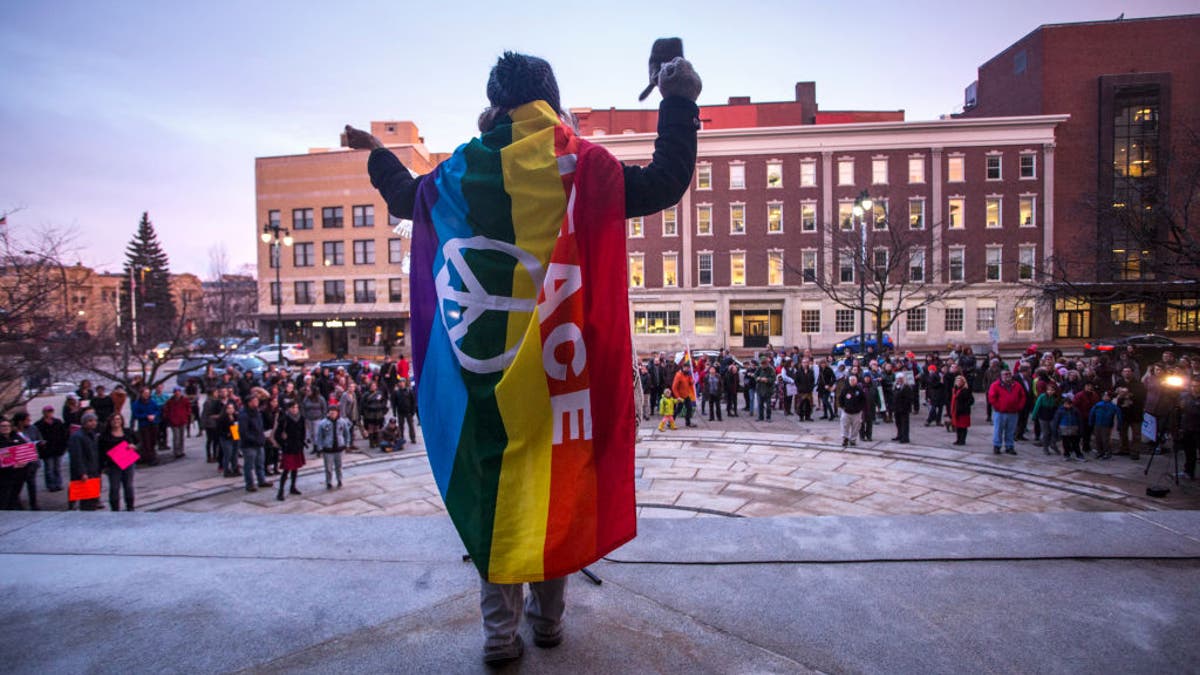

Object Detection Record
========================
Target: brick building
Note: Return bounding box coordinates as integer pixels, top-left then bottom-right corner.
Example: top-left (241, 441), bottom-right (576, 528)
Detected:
top-left (588, 89), bottom-right (1064, 355)
top-left (254, 122), bottom-right (449, 358)
top-left (959, 13), bottom-right (1200, 338)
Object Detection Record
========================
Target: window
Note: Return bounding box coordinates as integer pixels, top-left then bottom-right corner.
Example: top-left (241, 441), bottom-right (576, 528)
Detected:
top-left (294, 281), bottom-right (315, 305)
top-left (729, 163), bottom-right (745, 189)
top-left (629, 254), bottom-right (644, 288)
top-left (698, 252), bottom-right (712, 286)
top-left (634, 310), bottom-right (680, 335)
top-left (322, 206), bottom-right (344, 228)
top-left (269, 282), bottom-right (280, 306)
top-left (948, 198), bottom-right (964, 229)
top-left (1014, 305), bottom-right (1034, 332)
top-left (353, 239), bottom-right (375, 265)
top-left (871, 158), bottom-right (888, 184)
top-left (767, 203), bottom-right (783, 233)
top-left (1018, 245), bottom-right (1036, 280)
top-left (730, 252), bottom-right (746, 286)
top-left (1020, 154), bottom-right (1037, 179)
top-left (838, 201), bottom-right (854, 230)
top-left (696, 164), bottom-right (711, 190)
top-left (986, 155), bottom-right (1002, 180)
top-left (268, 245), bottom-right (280, 269)
top-left (628, 216), bottom-right (644, 238)
top-left (945, 307), bottom-right (964, 332)
top-left (661, 207), bottom-right (677, 236)
top-left (294, 242), bottom-right (315, 267)
top-left (352, 204), bottom-right (374, 227)
top-left (388, 278), bottom-right (403, 302)
top-left (323, 241), bottom-right (345, 266)
top-left (1019, 196), bottom-right (1036, 227)
top-left (977, 306), bottom-right (997, 331)
top-left (947, 156), bottom-right (964, 182)
top-left (728, 309), bottom-right (783, 337)
top-left (662, 253), bottom-right (678, 287)
top-left (767, 161), bottom-right (783, 188)
top-left (268, 210), bottom-right (280, 228)
top-left (986, 246), bottom-right (1002, 281)
top-left (909, 249), bottom-right (925, 282)
top-left (800, 160), bottom-right (817, 187)
top-left (695, 310), bottom-right (716, 335)
top-left (768, 251), bottom-right (784, 286)
top-left (909, 199), bottom-right (925, 230)
top-left (1167, 300), bottom-right (1200, 332)
top-left (696, 206), bottom-right (711, 235)
top-left (292, 208), bottom-right (313, 230)
top-left (986, 197), bottom-right (1002, 228)
top-left (872, 199), bottom-right (888, 230)
top-left (1110, 302), bottom-right (1145, 326)
top-left (800, 309), bottom-right (821, 333)
top-left (838, 250), bottom-right (854, 283)
top-left (353, 279), bottom-right (376, 303)
top-left (835, 309), bottom-right (855, 333)
top-left (838, 159), bottom-right (854, 186)
top-left (873, 248), bottom-right (889, 278)
top-left (908, 157), bottom-right (925, 183)
top-left (948, 247), bottom-right (965, 282)
top-left (801, 250), bottom-right (817, 283)
top-left (907, 307), bottom-right (927, 333)
top-left (730, 204), bottom-right (745, 234)
top-left (801, 202), bottom-right (817, 232)
top-left (323, 280), bottom-right (345, 304)
top-left (388, 238), bottom-right (403, 264)
top-left (872, 310), bottom-right (892, 333)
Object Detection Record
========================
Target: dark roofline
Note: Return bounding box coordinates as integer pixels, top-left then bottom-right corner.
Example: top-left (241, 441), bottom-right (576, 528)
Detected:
top-left (977, 13), bottom-right (1200, 70)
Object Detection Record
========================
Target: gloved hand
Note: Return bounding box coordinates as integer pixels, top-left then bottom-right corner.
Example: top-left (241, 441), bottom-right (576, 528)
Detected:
top-left (657, 57), bottom-right (702, 102)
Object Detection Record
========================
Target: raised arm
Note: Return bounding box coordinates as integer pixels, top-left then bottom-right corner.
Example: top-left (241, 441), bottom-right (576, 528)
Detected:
top-left (623, 96), bottom-right (700, 218)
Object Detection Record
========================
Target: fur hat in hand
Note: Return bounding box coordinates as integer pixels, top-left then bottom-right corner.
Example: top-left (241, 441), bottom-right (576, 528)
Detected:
top-left (486, 52), bottom-right (562, 114)
top-left (657, 57), bottom-right (702, 102)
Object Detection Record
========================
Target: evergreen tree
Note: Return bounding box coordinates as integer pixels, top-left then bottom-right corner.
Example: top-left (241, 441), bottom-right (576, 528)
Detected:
top-left (120, 212), bottom-right (176, 345)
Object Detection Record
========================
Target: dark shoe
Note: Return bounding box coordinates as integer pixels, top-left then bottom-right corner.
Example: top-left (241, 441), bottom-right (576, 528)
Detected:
top-left (1014, 435), bottom-right (1026, 441)
top-left (276, 492), bottom-right (285, 501)
top-left (326, 483), bottom-right (333, 490)
top-left (246, 486), bottom-right (258, 493)
top-left (1005, 448), bottom-right (1017, 455)
top-left (533, 629), bottom-right (564, 649)
top-left (994, 446), bottom-right (1002, 455)
top-left (337, 481), bottom-right (343, 488)
top-left (290, 487), bottom-right (302, 495)
top-left (258, 481), bottom-right (273, 488)
top-left (224, 471), bottom-right (239, 478)
top-left (842, 438), bottom-right (849, 447)
top-left (484, 634), bottom-right (524, 668)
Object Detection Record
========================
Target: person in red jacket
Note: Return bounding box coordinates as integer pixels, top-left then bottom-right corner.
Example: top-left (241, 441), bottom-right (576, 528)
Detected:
top-left (162, 388), bottom-right (192, 459)
top-left (988, 369), bottom-right (1026, 455)
top-left (1071, 381), bottom-right (1100, 455)
top-left (672, 364), bottom-right (698, 427)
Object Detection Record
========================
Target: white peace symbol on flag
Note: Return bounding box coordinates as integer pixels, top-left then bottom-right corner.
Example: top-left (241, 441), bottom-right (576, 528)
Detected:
top-left (435, 235), bottom-right (545, 374)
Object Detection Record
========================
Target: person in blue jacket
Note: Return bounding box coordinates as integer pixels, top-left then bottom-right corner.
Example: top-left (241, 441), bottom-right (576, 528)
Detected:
top-left (1088, 391), bottom-right (1122, 460)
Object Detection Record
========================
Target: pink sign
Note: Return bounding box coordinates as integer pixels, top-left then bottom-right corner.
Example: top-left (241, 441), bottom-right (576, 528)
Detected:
top-left (106, 441), bottom-right (139, 470)
top-left (0, 443), bottom-right (38, 468)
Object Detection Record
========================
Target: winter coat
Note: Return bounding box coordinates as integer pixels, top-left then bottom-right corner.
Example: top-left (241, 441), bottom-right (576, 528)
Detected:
top-left (33, 418), bottom-right (69, 458)
top-left (314, 418), bottom-right (352, 452)
top-left (391, 386), bottom-right (416, 416)
top-left (987, 380), bottom-right (1027, 414)
top-left (238, 407), bottom-right (266, 447)
top-left (276, 413), bottom-right (307, 455)
top-left (362, 391), bottom-right (389, 425)
top-left (1052, 406), bottom-right (1083, 436)
top-left (672, 371), bottom-right (697, 402)
top-left (839, 386), bottom-right (866, 415)
top-left (99, 429), bottom-right (137, 471)
top-left (163, 395), bottom-right (191, 428)
top-left (950, 386), bottom-right (974, 429)
top-left (1088, 400), bottom-right (1121, 429)
top-left (67, 428), bottom-right (101, 480)
top-left (301, 395), bottom-right (328, 421)
top-left (130, 397), bottom-right (160, 429)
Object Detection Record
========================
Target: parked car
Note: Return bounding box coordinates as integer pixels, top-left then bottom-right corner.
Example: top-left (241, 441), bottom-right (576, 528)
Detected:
top-left (147, 341), bottom-right (174, 361)
top-left (234, 337), bottom-right (263, 354)
top-left (187, 337), bottom-right (219, 355)
top-left (671, 350), bottom-right (745, 370)
top-left (831, 334), bottom-right (894, 357)
top-left (174, 354), bottom-right (269, 389)
top-left (1083, 334), bottom-right (1198, 366)
top-left (312, 358), bottom-right (379, 380)
top-left (253, 343), bottom-right (310, 365)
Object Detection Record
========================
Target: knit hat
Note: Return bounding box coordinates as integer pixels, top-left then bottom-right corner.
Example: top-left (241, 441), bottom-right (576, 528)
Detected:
top-left (486, 52), bottom-right (561, 114)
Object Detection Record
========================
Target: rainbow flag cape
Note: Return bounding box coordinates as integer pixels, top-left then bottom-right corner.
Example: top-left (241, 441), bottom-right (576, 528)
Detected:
top-left (408, 101), bottom-right (636, 583)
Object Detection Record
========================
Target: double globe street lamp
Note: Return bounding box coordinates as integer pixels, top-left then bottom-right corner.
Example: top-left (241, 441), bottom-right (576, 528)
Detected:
top-left (261, 221), bottom-right (294, 364)
top-left (850, 189), bottom-right (874, 359)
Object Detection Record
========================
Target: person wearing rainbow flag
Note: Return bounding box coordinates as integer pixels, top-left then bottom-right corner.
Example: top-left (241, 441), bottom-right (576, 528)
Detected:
top-left (346, 44), bottom-right (701, 666)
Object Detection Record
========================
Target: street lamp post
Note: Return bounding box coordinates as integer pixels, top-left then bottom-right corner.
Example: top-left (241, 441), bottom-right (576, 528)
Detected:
top-left (21, 249), bottom-right (69, 320)
top-left (261, 221), bottom-right (294, 365)
top-left (851, 190), bottom-right (873, 360)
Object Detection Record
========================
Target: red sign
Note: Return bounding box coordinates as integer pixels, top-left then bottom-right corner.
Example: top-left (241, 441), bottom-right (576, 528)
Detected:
top-left (69, 478), bottom-right (101, 501)
top-left (106, 441), bottom-right (139, 470)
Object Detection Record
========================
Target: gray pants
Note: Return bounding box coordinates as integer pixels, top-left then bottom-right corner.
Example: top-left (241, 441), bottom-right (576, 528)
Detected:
top-left (170, 425), bottom-right (185, 457)
top-left (322, 450), bottom-right (343, 486)
top-left (840, 410), bottom-right (862, 442)
top-left (480, 576), bottom-right (566, 658)
top-left (242, 445), bottom-right (265, 488)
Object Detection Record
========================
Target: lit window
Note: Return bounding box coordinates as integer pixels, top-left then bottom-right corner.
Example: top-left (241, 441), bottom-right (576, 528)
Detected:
top-left (839, 250), bottom-right (854, 283)
top-left (839, 201), bottom-right (854, 230)
top-left (873, 199), bottom-right (888, 230)
top-left (696, 206), bottom-right (711, 235)
top-left (800, 160), bottom-right (817, 187)
top-left (986, 155), bottom-right (1002, 180)
top-left (948, 198), bottom-right (964, 229)
top-left (945, 307), bottom-right (964, 332)
top-left (977, 306), bottom-right (996, 331)
top-left (909, 199), bottom-right (925, 230)
top-left (695, 310), bottom-right (716, 335)
top-left (767, 161), bottom-right (783, 188)
top-left (1019, 245), bottom-right (1036, 280)
top-left (908, 157), bottom-right (925, 183)
top-left (907, 307), bottom-right (927, 333)
top-left (698, 252), bottom-right (712, 286)
top-left (948, 247), bottom-right (965, 282)
top-left (947, 156), bottom-right (964, 182)
top-left (662, 207), bottom-right (677, 237)
top-left (801, 202), bottom-right (817, 232)
top-left (835, 309), bottom-right (855, 333)
top-left (729, 164), bottom-right (745, 189)
top-left (730, 252), bottom-right (746, 286)
top-left (696, 165), bottom-right (711, 190)
top-left (730, 204), bottom-right (745, 234)
top-left (628, 217), bottom-right (643, 238)
top-left (767, 203), bottom-right (783, 233)
top-left (986, 197), bottom-right (1002, 228)
top-left (1020, 154), bottom-right (1036, 179)
top-left (800, 309), bottom-right (821, 333)
top-left (1014, 305), bottom-right (1034, 332)
top-left (838, 159), bottom-right (854, 186)
top-left (909, 249), bottom-right (925, 282)
top-left (986, 246), bottom-right (1002, 281)
top-left (872, 158), bottom-right (888, 185)
top-left (768, 251), bottom-right (784, 286)
top-left (663, 253), bottom-right (678, 287)
top-left (1019, 197), bottom-right (1036, 227)
top-left (629, 254), bottom-right (644, 288)
top-left (801, 250), bottom-right (817, 283)
top-left (633, 310), bottom-right (680, 335)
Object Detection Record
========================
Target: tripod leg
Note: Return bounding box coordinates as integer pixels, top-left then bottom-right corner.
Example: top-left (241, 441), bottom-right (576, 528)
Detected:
top-left (580, 567), bottom-right (602, 586)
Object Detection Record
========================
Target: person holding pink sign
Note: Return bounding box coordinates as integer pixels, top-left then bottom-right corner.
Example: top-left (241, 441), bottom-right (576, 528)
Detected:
top-left (99, 413), bottom-right (138, 512)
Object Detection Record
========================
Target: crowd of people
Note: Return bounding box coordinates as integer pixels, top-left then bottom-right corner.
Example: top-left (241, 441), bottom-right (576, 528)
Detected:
top-left (639, 343), bottom-right (1200, 479)
top-left (0, 355), bottom-right (421, 511)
